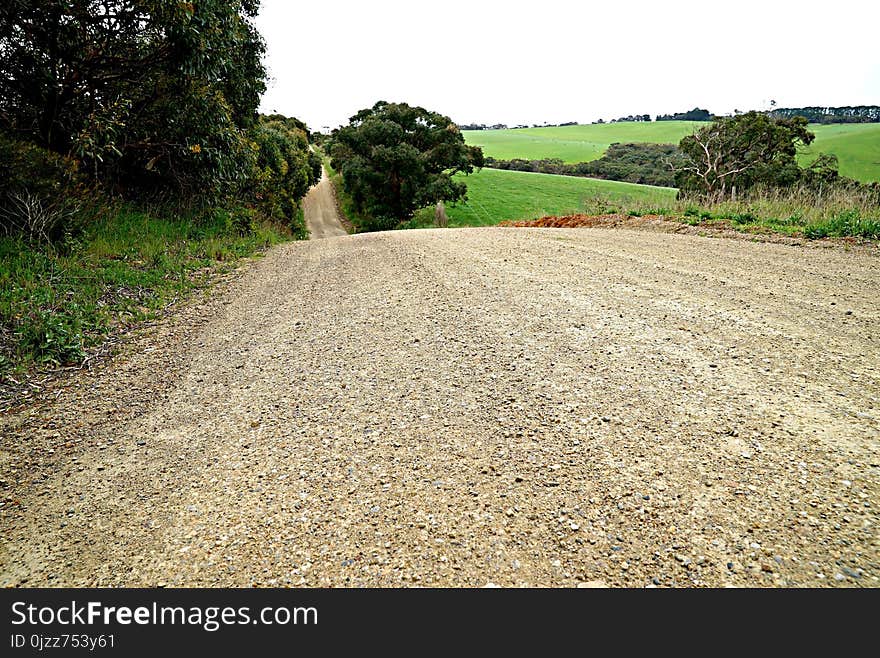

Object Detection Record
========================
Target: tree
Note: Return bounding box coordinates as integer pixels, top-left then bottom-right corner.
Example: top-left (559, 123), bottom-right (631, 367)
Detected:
top-left (800, 153), bottom-right (840, 186)
top-left (329, 101), bottom-right (484, 230)
top-left (245, 115), bottom-right (320, 237)
top-left (672, 111), bottom-right (814, 197)
top-left (0, 0), bottom-right (267, 200)
top-left (656, 108), bottom-right (713, 122)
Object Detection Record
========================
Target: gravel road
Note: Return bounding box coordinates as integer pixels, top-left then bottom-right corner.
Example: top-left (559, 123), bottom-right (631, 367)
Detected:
top-left (1, 227), bottom-right (877, 587)
top-left (302, 167), bottom-right (347, 239)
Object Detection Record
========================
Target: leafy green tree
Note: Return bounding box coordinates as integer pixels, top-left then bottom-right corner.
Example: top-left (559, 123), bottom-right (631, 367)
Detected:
top-left (0, 0), bottom-right (266, 200)
top-left (674, 111), bottom-right (814, 197)
top-left (246, 116), bottom-right (320, 238)
top-left (329, 101), bottom-right (484, 229)
top-left (656, 108), bottom-right (713, 121)
top-left (800, 153), bottom-right (840, 186)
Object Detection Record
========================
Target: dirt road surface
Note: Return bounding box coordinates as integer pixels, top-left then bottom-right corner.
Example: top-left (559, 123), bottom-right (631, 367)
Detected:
top-left (1, 228), bottom-right (877, 587)
top-left (302, 167), bottom-right (347, 239)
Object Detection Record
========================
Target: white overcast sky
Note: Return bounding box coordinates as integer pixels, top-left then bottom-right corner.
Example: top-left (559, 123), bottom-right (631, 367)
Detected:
top-left (254, 0), bottom-right (879, 131)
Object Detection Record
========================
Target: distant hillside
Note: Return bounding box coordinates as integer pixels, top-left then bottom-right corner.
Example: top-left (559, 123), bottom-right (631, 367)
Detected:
top-left (463, 122), bottom-right (880, 182)
top-left (797, 123), bottom-right (880, 181)
top-left (462, 121), bottom-right (706, 163)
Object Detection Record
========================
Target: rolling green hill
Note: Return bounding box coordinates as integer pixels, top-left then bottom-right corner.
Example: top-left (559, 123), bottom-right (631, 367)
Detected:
top-left (410, 168), bottom-right (675, 228)
top-left (464, 122), bottom-right (880, 182)
top-left (463, 121), bottom-right (706, 163)
top-left (798, 123), bottom-right (880, 182)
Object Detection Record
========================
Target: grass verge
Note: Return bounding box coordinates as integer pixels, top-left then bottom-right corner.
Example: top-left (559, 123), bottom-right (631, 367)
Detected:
top-left (321, 155), bottom-right (360, 232)
top-left (624, 184), bottom-right (880, 240)
top-left (403, 169), bottom-right (878, 241)
top-left (0, 203), bottom-right (291, 381)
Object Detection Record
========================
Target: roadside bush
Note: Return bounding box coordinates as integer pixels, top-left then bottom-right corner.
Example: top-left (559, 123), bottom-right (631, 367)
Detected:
top-left (0, 133), bottom-right (86, 242)
top-left (0, 191), bottom-right (80, 244)
top-left (17, 308), bottom-right (85, 367)
top-left (361, 215), bottom-right (400, 232)
top-left (228, 207), bottom-right (259, 236)
top-left (245, 117), bottom-right (319, 237)
top-left (805, 210), bottom-right (880, 240)
top-left (0, 133), bottom-right (81, 198)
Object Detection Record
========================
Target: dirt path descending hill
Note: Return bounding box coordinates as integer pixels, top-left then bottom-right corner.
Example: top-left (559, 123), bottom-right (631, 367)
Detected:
top-left (303, 167), bottom-right (347, 239)
top-left (1, 228), bottom-right (877, 587)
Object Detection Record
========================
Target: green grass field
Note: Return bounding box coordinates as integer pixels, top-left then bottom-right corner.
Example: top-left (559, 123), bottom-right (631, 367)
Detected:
top-left (408, 168), bottom-right (676, 228)
top-left (464, 122), bottom-right (880, 182)
top-left (463, 121), bottom-right (706, 163)
top-left (798, 123), bottom-right (880, 181)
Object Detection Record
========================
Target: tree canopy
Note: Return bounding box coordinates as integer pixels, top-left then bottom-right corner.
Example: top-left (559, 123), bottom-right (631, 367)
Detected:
top-left (0, 1), bottom-right (321, 238)
top-left (674, 111), bottom-right (815, 197)
top-left (657, 108), bottom-right (713, 122)
top-left (329, 102), bottom-right (484, 230)
top-left (0, 0), bottom-right (268, 199)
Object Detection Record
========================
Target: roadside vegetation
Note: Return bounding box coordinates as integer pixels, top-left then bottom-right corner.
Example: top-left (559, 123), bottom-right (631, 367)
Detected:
top-left (0, 2), bottom-right (320, 378)
top-left (405, 170), bottom-right (879, 240)
top-left (0, 206), bottom-right (289, 377)
top-left (321, 155), bottom-right (359, 232)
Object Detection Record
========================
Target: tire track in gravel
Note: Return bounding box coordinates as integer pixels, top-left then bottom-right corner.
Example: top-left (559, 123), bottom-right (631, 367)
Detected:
top-left (1, 227), bottom-right (877, 587)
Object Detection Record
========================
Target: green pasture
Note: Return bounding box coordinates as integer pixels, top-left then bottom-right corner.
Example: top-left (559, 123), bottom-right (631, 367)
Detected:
top-left (408, 168), bottom-right (676, 228)
top-left (464, 122), bottom-right (880, 182)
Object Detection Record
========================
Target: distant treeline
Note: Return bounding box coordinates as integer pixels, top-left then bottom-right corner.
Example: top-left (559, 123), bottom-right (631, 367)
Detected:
top-left (485, 143), bottom-right (683, 187)
top-left (459, 123), bottom-right (510, 131)
top-left (593, 114), bottom-right (651, 124)
top-left (459, 121), bottom-right (579, 130)
top-left (610, 114), bottom-right (651, 123)
top-left (656, 108), bottom-right (714, 122)
top-left (769, 106), bottom-right (880, 124)
top-left (462, 105), bottom-right (880, 132)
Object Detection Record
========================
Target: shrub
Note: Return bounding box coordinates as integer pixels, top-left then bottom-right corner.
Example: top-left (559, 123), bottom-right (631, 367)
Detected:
top-left (229, 207), bottom-right (258, 236)
top-left (818, 210), bottom-right (880, 239)
top-left (0, 133), bottom-right (80, 196)
top-left (0, 191), bottom-right (79, 244)
top-left (244, 117), bottom-right (318, 235)
top-left (729, 212), bottom-right (758, 224)
top-left (17, 308), bottom-right (85, 366)
top-left (361, 215), bottom-right (400, 232)
top-left (803, 223), bottom-right (830, 239)
top-left (0, 133), bottom-right (86, 242)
